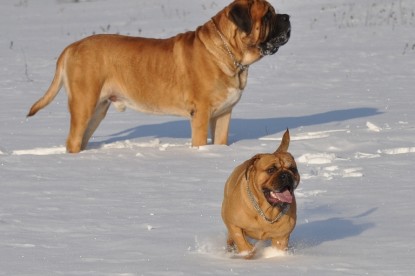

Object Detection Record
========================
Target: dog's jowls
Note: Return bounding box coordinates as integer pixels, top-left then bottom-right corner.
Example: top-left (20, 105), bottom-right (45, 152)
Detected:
top-left (27, 0), bottom-right (290, 153)
top-left (221, 129), bottom-right (300, 259)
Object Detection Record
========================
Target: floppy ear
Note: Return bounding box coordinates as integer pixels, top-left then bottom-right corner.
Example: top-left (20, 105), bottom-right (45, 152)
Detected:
top-left (274, 129), bottom-right (290, 154)
top-left (229, 3), bottom-right (253, 34)
top-left (244, 154), bottom-right (261, 180)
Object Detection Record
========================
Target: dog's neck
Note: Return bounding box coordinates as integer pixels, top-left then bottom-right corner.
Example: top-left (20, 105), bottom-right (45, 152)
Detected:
top-left (245, 176), bottom-right (290, 224)
top-left (210, 19), bottom-right (249, 73)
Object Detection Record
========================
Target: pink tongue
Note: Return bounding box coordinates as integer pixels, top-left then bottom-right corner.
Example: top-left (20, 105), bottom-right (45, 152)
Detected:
top-left (273, 190), bottom-right (293, 203)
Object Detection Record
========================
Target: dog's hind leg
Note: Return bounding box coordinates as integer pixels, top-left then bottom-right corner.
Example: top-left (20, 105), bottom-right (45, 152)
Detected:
top-left (66, 101), bottom-right (93, 153)
top-left (81, 99), bottom-right (111, 150)
top-left (65, 82), bottom-right (102, 153)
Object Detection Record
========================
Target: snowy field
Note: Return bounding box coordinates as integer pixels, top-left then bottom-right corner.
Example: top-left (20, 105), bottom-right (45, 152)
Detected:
top-left (1, 0), bottom-right (415, 275)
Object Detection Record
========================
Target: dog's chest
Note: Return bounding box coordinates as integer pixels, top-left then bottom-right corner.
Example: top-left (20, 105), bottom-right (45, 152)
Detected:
top-left (245, 215), bottom-right (296, 240)
top-left (213, 88), bottom-right (243, 116)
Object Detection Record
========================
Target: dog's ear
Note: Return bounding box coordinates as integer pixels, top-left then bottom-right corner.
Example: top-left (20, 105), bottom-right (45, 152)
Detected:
top-left (274, 129), bottom-right (290, 154)
top-left (229, 3), bottom-right (253, 34)
top-left (245, 154), bottom-right (261, 180)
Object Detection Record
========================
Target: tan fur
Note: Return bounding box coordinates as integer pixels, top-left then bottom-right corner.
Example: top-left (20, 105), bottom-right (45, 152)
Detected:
top-left (221, 130), bottom-right (300, 258)
top-left (27, 0), bottom-right (284, 153)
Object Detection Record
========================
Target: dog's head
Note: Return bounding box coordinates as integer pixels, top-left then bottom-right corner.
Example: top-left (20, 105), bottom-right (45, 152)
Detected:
top-left (245, 130), bottom-right (300, 206)
top-left (227, 0), bottom-right (291, 57)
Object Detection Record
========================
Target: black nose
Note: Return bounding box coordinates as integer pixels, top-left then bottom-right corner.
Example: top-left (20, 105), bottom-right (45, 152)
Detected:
top-left (277, 14), bottom-right (290, 22)
top-left (280, 171), bottom-right (293, 183)
top-left (279, 172), bottom-right (290, 182)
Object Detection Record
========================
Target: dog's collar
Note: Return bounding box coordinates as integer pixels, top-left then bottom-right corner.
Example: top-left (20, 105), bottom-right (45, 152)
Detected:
top-left (245, 176), bottom-right (290, 224)
top-left (210, 19), bottom-right (249, 72)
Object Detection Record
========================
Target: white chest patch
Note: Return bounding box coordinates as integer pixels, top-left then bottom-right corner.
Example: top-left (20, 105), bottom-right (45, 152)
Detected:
top-left (214, 88), bottom-right (243, 117)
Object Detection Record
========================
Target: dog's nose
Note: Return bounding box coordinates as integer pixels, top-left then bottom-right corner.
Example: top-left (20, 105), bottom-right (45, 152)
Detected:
top-left (278, 171), bottom-right (293, 187)
top-left (279, 172), bottom-right (290, 181)
top-left (277, 14), bottom-right (290, 22)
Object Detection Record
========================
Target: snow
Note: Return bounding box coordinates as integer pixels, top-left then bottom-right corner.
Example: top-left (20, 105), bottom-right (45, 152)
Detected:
top-left (1, 0), bottom-right (415, 275)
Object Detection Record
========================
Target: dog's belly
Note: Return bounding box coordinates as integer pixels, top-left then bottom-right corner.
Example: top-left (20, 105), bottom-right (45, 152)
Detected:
top-left (118, 96), bottom-right (185, 116)
top-left (101, 83), bottom-right (189, 117)
top-left (102, 82), bottom-right (242, 118)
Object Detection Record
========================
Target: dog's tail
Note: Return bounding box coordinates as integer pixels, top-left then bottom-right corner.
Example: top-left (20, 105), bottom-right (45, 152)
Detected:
top-left (27, 50), bottom-right (66, 117)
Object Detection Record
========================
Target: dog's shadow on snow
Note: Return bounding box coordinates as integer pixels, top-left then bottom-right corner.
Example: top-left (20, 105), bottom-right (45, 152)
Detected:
top-left (291, 208), bottom-right (377, 250)
top-left (97, 107), bottom-right (382, 145)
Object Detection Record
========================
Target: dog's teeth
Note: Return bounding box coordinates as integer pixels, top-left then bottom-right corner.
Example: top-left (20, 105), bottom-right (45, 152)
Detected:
top-left (270, 191), bottom-right (278, 199)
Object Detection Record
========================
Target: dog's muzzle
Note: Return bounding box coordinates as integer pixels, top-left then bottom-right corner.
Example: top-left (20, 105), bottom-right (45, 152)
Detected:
top-left (259, 14), bottom-right (291, 56)
top-left (263, 170), bottom-right (297, 205)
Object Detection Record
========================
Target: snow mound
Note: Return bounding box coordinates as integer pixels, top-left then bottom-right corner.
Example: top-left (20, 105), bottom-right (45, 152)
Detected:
top-left (297, 153), bottom-right (336, 165)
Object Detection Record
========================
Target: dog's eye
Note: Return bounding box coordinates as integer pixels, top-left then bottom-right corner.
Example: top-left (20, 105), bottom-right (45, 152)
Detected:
top-left (263, 10), bottom-right (273, 22)
top-left (290, 166), bottom-right (298, 174)
top-left (267, 166), bottom-right (276, 174)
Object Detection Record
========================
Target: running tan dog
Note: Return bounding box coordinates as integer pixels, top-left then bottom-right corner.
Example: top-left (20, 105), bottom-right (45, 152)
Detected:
top-left (27, 0), bottom-right (291, 153)
top-left (222, 130), bottom-right (299, 258)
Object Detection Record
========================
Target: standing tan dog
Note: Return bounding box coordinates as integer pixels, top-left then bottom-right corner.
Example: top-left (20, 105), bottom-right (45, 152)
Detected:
top-left (222, 130), bottom-right (299, 258)
top-left (27, 0), bottom-right (291, 153)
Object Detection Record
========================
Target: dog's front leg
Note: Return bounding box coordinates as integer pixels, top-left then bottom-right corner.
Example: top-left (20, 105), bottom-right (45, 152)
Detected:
top-left (227, 224), bottom-right (255, 259)
top-left (271, 235), bottom-right (290, 251)
top-left (210, 111), bottom-right (231, 145)
top-left (190, 107), bottom-right (209, 147)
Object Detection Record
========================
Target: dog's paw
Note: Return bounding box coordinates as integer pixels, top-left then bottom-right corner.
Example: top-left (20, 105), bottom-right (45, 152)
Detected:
top-left (242, 249), bottom-right (256, 260)
top-left (231, 249), bottom-right (255, 260)
top-left (226, 243), bottom-right (237, 253)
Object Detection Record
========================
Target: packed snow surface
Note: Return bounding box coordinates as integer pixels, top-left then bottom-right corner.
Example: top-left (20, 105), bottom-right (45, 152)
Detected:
top-left (1, 0), bottom-right (415, 275)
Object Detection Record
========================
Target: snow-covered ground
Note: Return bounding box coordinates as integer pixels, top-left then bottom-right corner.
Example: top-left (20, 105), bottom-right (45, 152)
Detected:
top-left (1, 0), bottom-right (415, 275)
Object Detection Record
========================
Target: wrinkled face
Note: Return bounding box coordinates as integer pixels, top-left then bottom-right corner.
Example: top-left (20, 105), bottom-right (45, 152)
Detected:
top-left (250, 153), bottom-right (300, 206)
top-left (258, 9), bottom-right (291, 56)
top-left (228, 0), bottom-right (291, 57)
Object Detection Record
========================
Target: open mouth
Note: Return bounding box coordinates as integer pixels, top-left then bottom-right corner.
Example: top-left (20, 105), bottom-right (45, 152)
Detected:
top-left (263, 187), bottom-right (293, 205)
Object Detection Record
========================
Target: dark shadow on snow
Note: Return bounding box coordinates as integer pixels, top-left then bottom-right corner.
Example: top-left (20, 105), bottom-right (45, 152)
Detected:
top-left (92, 107), bottom-right (382, 145)
top-left (291, 207), bottom-right (377, 250)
